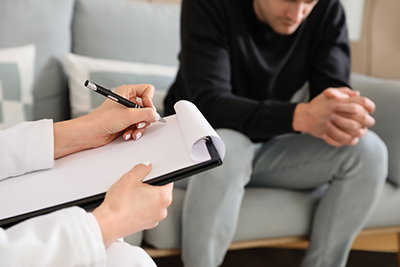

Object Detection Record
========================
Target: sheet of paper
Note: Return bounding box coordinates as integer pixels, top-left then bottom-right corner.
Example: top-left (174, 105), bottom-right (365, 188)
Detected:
top-left (0, 100), bottom-right (225, 221)
top-left (174, 100), bottom-right (226, 161)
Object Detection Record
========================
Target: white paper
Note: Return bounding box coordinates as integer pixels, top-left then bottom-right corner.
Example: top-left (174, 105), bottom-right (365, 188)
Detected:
top-left (174, 100), bottom-right (226, 161)
top-left (0, 100), bottom-right (225, 221)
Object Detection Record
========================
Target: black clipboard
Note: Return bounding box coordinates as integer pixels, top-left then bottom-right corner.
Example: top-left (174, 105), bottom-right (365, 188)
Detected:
top-left (0, 137), bottom-right (222, 229)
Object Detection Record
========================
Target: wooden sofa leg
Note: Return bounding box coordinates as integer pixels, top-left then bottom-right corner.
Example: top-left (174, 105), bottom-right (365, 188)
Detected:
top-left (397, 233), bottom-right (400, 267)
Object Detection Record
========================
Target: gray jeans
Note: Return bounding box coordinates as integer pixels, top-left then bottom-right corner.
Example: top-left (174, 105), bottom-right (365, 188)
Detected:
top-left (181, 129), bottom-right (388, 267)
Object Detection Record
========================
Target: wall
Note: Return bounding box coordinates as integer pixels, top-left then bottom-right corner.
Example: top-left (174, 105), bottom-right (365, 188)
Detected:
top-left (351, 0), bottom-right (400, 79)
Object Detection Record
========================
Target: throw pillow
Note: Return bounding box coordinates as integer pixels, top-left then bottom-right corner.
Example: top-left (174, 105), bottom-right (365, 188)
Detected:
top-left (63, 52), bottom-right (178, 118)
top-left (0, 0), bottom-right (75, 121)
top-left (0, 44), bottom-right (35, 130)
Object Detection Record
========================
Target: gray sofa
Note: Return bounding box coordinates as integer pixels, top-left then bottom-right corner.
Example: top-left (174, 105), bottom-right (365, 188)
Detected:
top-left (1, 0), bottom-right (400, 259)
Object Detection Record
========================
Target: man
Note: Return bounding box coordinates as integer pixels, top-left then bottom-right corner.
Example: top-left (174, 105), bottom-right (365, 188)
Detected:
top-left (164, 0), bottom-right (388, 266)
top-left (1, 84), bottom-right (173, 266)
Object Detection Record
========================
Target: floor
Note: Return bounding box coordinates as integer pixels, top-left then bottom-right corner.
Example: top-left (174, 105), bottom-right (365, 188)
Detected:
top-left (153, 248), bottom-right (398, 267)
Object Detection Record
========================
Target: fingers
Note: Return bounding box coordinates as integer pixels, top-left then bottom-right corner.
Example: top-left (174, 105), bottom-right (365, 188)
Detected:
top-left (325, 121), bottom-right (356, 146)
top-left (160, 182), bottom-right (174, 195)
top-left (333, 97), bottom-right (375, 114)
top-left (333, 103), bottom-right (376, 127)
top-left (322, 133), bottom-right (359, 147)
top-left (123, 125), bottom-right (136, 141)
top-left (122, 106), bottom-right (157, 126)
top-left (115, 84), bottom-right (156, 109)
top-left (323, 121), bottom-right (362, 147)
top-left (324, 87), bottom-right (375, 114)
top-left (123, 126), bottom-right (148, 141)
top-left (330, 114), bottom-right (369, 138)
top-left (156, 182), bottom-right (174, 211)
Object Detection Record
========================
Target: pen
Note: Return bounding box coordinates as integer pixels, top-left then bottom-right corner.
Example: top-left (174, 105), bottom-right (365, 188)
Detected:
top-left (84, 80), bottom-right (166, 123)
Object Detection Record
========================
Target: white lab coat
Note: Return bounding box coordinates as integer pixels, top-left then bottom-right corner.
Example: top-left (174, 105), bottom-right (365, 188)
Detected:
top-left (0, 120), bottom-right (156, 267)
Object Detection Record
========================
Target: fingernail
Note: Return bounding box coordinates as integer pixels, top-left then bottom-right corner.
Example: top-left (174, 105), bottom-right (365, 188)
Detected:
top-left (125, 134), bottom-right (131, 140)
top-left (140, 160), bottom-right (151, 166)
top-left (136, 132), bottom-right (142, 140)
top-left (155, 113), bottom-right (161, 121)
top-left (138, 122), bottom-right (146, 129)
top-left (153, 105), bottom-right (157, 112)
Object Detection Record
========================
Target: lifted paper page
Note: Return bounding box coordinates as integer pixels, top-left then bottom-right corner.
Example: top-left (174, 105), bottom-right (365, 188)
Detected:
top-left (174, 100), bottom-right (225, 161)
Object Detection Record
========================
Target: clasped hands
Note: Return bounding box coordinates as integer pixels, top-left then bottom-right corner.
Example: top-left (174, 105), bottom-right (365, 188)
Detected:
top-left (293, 87), bottom-right (375, 147)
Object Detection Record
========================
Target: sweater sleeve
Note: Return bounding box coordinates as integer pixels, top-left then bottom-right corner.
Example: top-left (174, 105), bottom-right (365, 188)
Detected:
top-left (0, 207), bottom-right (106, 267)
top-left (0, 120), bottom-right (54, 181)
top-left (308, 0), bottom-right (351, 98)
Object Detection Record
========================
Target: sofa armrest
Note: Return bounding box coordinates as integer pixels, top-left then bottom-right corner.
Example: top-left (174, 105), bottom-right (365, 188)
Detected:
top-left (351, 73), bottom-right (400, 186)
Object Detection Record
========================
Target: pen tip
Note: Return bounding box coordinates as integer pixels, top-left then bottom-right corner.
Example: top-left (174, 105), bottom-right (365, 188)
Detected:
top-left (159, 117), bottom-right (167, 123)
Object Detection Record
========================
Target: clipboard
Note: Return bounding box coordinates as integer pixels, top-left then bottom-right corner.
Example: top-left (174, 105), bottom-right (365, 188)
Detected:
top-left (0, 100), bottom-right (225, 228)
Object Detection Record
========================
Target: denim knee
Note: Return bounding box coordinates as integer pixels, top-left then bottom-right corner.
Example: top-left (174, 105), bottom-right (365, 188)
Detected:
top-left (211, 128), bottom-right (255, 185)
top-left (338, 131), bottom-right (388, 184)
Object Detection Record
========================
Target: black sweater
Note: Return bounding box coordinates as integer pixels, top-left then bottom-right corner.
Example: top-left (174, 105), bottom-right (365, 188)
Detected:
top-left (164, 0), bottom-right (351, 142)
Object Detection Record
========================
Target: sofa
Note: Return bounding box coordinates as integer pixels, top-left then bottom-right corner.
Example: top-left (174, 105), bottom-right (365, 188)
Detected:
top-left (1, 0), bottom-right (400, 263)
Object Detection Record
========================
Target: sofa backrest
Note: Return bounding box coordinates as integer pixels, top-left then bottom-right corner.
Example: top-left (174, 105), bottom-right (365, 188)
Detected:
top-left (67, 0), bottom-right (180, 117)
top-left (0, 0), bottom-right (181, 124)
top-left (0, 0), bottom-right (75, 123)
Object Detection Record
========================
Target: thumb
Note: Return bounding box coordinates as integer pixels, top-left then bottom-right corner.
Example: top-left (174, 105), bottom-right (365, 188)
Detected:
top-left (323, 87), bottom-right (360, 99)
top-left (126, 160), bottom-right (153, 182)
top-left (323, 88), bottom-right (348, 99)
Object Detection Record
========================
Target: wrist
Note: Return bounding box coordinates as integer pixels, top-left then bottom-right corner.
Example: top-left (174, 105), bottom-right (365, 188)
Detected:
top-left (292, 103), bottom-right (309, 133)
top-left (53, 116), bottom-right (95, 159)
top-left (92, 205), bottom-right (120, 247)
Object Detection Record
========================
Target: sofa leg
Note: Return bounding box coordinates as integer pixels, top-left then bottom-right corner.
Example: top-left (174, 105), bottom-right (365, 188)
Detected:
top-left (397, 233), bottom-right (400, 267)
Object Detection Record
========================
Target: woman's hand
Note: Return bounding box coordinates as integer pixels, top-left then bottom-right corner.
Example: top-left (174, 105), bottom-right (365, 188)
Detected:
top-left (54, 84), bottom-right (158, 159)
top-left (92, 162), bottom-right (173, 247)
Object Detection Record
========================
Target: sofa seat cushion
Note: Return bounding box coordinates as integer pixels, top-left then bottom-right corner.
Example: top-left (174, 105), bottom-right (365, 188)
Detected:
top-left (143, 186), bottom-right (321, 249)
top-left (143, 182), bottom-right (400, 249)
top-left (365, 182), bottom-right (400, 228)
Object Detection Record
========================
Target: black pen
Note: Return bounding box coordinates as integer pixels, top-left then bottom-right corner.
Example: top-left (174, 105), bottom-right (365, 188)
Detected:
top-left (84, 80), bottom-right (166, 123)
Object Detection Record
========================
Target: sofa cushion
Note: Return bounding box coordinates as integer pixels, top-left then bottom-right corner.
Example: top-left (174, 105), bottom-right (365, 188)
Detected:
top-left (0, 0), bottom-right (74, 121)
top-left (63, 53), bottom-right (177, 118)
top-left (351, 73), bottom-right (400, 186)
top-left (145, 183), bottom-right (400, 249)
top-left (72, 0), bottom-right (180, 67)
top-left (365, 182), bottom-right (400, 228)
top-left (0, 45), bottom-right (35, 130)
top-left (144, 186), bottom-right (323, 249)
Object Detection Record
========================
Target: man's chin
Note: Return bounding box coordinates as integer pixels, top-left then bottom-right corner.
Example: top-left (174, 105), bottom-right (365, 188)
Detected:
top-left (273, 25), bottom-right (300, 35)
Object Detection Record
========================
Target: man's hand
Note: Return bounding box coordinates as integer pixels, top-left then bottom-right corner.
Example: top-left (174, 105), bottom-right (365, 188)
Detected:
top-left (293, 87), bottom-right (376, 147)
top-left (54, 84), bottom-right (158, 159)
top-left (92, 162), bottom-right (173, 247)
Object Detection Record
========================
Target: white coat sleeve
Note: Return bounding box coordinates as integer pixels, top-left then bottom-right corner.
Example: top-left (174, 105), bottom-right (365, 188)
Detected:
top-left (0, 207), bottom-right (106, 267)
top-left (0, 120), bottom-right (54, 181)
